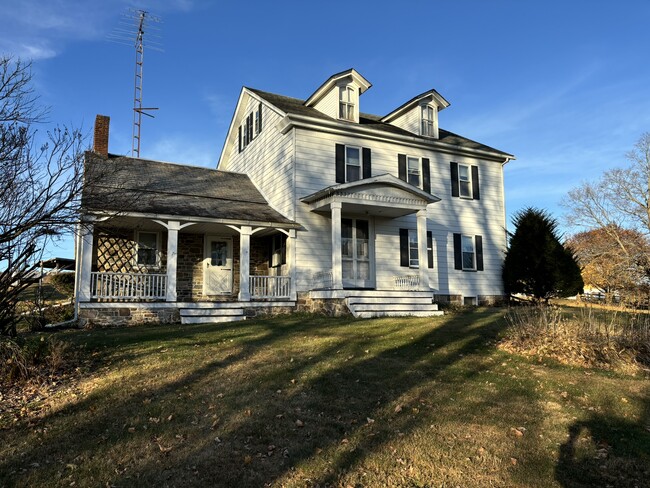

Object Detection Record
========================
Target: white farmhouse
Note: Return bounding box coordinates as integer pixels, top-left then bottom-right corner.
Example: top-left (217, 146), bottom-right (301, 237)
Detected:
top-left (76, 69), bottom-right (514, 325)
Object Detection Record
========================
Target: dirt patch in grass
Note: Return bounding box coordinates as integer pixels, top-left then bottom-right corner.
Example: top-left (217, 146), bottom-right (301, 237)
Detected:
top-left (0, 311), bottom-right (648, 487)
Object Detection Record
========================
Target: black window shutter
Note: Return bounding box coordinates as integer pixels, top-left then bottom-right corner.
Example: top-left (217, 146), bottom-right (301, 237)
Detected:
top-left (475, 235), bottom-right (484, 271)
top-left (238, 126), bottom-right (242, 152)
top-left (268, 237), bottom-right (274, 267)
top-left (335, 144), bottom-right (346, 183)
top-left (422, 158), bottom-right (431, 193)
top-left (472, 165), bottom-right (480, 200)
top-left (281, 234), bottom-right (287, 265)
top-left (427, 231), bottom-right (433, 269)
top-left (398, 154), bottom-right (407, 182)
top-left (450, 162), bottom-right (459, 197)
top-left (248, 113), bottom-right (254, 141)
top-left (453, 233), bottom-right (462, 270)
top-left (399, 228), bottom-right (409, 267)
top-left (258, 103), bottom-right (263, 133)
top-left (362, 147), bottom-right (371, 179)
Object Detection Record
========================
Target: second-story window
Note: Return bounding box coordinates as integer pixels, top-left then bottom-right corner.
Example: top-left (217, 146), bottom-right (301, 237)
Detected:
top-left (339, 86), bottom-right (355, 121)
top-left (458, 164), bottom-right (472, 198)
top-left (407, 156), bottom-right (420, 187)
top-left (421, 105), bottom-right (435, 137)
top-left (346, 146), bottom-right (361, 182)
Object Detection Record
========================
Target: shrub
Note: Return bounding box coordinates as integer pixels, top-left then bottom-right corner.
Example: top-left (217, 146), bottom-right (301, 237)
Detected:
top-left (0, 335), bottom-right (70, 384)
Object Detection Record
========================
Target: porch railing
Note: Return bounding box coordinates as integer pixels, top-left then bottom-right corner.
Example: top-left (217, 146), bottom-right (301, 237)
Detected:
top-left (250, 275), bottom-right (291, 299)
top-left (394, 274), bottom-right (419, 290)
top-left (90, 272), bottom-right (167, 300)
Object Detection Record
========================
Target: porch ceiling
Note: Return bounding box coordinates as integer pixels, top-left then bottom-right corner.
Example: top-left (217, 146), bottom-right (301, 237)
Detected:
top-left (301, 173), bottom-right (440, 218)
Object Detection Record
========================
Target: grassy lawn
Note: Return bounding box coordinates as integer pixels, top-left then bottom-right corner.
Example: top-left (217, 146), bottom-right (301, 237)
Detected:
top-left (1, 309), bottom-right (648, 487)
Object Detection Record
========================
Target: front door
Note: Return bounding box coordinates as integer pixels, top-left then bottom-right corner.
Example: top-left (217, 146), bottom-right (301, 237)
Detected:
top-left (203, 236), bottom-right (233, 295)
top-left (342, 218), bottom-right (374, 288)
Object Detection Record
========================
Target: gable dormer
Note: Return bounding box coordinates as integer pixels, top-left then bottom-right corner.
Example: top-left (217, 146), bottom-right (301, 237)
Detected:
top-left (304, 69), bottom-right (372, 123)
top-left (381, 89), bottom-right (450, 139)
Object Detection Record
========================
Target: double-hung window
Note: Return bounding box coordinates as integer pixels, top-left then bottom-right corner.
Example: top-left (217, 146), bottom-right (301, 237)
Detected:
top-left (136, 231), bottom-right (159, 267)
top-left (451, 162), bottom-right (479, 199)
top-left (407, 156), bottom-right (421, 187)
top-left (421, 105), bottom-right (435, 137)
top-left (400, 229), bottom-right (434, 269)
top-left (453, 233), bottom-right (483, 271)
top-left (345, 146), bottom-right (361, 182)
top-left (461, 235), bottom-right (475, 270)
top-left (408, 230), bottom-right (419, 268)
top-left (339, 86), bottom-right (355, 121)
top-left (458, 164), bottom-right (472, 198)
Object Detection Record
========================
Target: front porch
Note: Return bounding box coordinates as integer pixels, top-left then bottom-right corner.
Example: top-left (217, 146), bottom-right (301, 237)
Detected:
top-left (76, 215), bottom-right (299, 309)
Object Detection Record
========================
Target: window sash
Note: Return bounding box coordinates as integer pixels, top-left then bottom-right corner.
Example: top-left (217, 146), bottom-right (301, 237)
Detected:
top-left (339, 86), bottom-right (355, 120)
top-left (345, 146), bottom-right (361, 182)
top-left (408, 230), bottom-right (419, 268)
top-left (461, 235), bottom-right (475, 270)
top-left (421, 106), bottom-right (435, 136)
top-left (136, 232), bottom-right (159, 267)
top-left (407, 157), bottom-right (420, 187)
top-left (458, 164), bottom-right (472, 198)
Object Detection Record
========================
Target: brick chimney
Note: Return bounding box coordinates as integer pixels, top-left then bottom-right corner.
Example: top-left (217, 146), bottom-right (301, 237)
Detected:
top-left (93, 114), bottom-right (110, 156)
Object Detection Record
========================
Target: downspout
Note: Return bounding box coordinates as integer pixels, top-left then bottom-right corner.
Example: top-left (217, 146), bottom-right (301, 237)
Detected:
top-left (45, 223), bottom-right (81, 329)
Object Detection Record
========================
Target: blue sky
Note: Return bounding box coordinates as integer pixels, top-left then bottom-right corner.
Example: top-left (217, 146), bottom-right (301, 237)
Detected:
top-left (2, 0), bottom-right (650, 259)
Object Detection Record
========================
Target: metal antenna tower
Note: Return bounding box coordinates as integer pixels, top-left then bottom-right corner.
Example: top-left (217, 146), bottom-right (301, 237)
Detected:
top-left (107, 8), bottom-right (162, 157)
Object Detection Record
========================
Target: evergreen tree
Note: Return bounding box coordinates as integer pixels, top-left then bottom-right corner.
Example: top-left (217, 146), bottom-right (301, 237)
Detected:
top-left (503, 207), bottom-right (583, 302)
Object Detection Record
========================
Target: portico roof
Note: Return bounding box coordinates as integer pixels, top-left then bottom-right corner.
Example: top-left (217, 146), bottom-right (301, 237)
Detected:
top-left (301, 174), bottom-right (440, 218)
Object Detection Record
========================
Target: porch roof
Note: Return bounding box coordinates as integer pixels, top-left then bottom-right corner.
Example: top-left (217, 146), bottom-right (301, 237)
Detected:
top-left (82, 152), bottom-right (298, 227)
top-left (301, 174), bottom-right (440, 218)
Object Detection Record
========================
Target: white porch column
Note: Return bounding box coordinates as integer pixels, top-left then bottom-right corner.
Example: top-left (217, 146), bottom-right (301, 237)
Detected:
top-left (78, 221), bottom-right (94, 302)
top-left (331, 202), bottom-right (343, 290)
top-left (166, 221), bottom-right (180, 302)
top-left (416, 209), bottom-right (430, 291)
top-left (239, 225), bottom-right (252, 301)
top-left (287, 229), bottom-right (297, 300)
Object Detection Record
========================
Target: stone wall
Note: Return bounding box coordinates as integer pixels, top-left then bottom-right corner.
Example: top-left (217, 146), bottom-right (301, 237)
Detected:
top-left (296, 292), bottom-right (350, 316)
top-left (79, 306), bottom-right (180, 328)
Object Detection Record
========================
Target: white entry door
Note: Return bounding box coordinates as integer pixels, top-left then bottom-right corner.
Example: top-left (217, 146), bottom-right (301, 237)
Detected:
top-left (342, 218), bottom-right (375, 289)
top-left (203, 236), bottom-right (233, 295)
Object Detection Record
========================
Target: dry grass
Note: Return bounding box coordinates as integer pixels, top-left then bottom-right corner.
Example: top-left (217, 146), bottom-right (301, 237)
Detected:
top-left (0, 310), bottom-right (648, 487)
top-left (501, 304), bottom-right (650, 373)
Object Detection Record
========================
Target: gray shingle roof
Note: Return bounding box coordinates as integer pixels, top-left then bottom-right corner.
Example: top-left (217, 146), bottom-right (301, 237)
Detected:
top-left (247, 88), bottom-right (513, 158)
top-left (82, 152), bottom-right (297, 226)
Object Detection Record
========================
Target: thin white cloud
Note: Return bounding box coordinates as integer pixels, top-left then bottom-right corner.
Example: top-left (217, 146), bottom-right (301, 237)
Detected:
top-left (0, 0), bottom-right (194, 60)
top-left (146, 134), bottom-right (216, 168)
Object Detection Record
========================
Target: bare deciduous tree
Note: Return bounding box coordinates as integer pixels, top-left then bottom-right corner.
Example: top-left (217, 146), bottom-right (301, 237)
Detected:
top-left (0, 57), bottom-right (85, 336)
top-left (563, 133), bottom-right (650, 298)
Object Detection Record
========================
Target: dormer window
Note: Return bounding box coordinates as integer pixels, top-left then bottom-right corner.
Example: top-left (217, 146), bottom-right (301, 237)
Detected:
top-left (421, 105), bottom-right (436, 137)
top-left (339, 86), bottom-right (355, 121)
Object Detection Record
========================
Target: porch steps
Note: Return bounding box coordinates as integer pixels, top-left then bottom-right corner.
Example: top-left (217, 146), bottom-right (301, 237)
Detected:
top-left (178, 301), bottom-right (296, 325)
top-left (346, 293), bottom-right (443, 319)
top-left (180, 308), bottom-right (246, 324)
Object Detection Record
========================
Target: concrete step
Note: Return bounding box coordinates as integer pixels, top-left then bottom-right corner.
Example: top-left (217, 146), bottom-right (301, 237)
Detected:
top-left (180, 308), bottom-right (244, 317)
top-left (181, 315), bottom-right (247, 324)
top-left (351, 303), bottom-right (439, 312)
top-left (355, 310), bottom-right (444, 318)
top-left (347, 297), bottom-right (434, 305)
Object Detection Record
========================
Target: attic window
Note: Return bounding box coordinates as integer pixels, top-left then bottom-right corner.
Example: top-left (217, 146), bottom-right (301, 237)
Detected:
top-left (339, 86), bottom-right (355, 121)
top-left (421, 105), bottom-right (436, 137)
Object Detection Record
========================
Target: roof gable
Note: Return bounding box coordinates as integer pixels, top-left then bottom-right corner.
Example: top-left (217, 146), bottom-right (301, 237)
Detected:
top-left (381, 89), bottom-right (450, 124)
top-left (304, 68), bottom-right (372, 108)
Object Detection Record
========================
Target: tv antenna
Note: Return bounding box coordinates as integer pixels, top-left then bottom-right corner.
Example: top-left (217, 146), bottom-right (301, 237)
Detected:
top-left (107, 8), bottom-right (163, 157)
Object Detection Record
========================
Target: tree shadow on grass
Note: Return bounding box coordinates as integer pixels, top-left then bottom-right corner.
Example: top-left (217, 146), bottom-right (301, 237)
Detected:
top-left (0, 309), bottom-right (546, 487)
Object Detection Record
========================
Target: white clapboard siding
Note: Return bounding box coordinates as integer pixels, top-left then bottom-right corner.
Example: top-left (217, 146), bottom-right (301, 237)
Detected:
top-left (221, 95), bottom-right (296, 220)
top-left (292, 127), bottom-right (507, 297)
